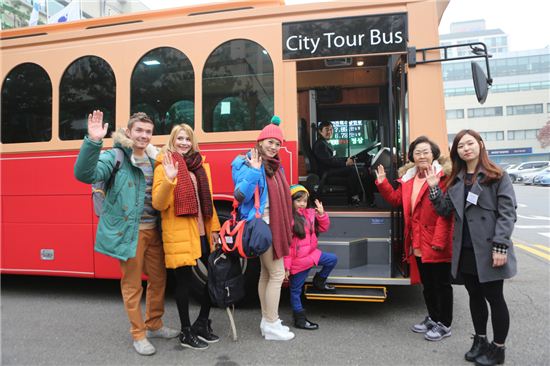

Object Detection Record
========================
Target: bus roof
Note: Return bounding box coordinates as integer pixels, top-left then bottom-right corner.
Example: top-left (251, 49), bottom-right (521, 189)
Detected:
top-left (0, 0), bottom-right (283, 40)
top-left (1, 0), bottom-right (449, 47)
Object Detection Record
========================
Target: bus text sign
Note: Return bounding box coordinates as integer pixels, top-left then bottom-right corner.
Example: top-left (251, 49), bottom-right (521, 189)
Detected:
top-left (283, 13), bottom-right (407, 60)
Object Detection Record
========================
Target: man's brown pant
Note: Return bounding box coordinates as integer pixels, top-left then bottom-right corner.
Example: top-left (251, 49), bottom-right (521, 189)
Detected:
top-left (119, 228), bottom-right (166, 340)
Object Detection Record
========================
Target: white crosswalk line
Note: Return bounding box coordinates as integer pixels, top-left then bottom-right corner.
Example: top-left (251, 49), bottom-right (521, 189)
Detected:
top-left (515, 225), bottom-right (550, 229)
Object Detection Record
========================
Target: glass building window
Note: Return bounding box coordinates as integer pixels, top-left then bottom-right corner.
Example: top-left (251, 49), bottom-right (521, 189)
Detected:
top-left (59, 56), bottom-right (116, 140)
top-left (445, 109), bottom-right (464, 119)
top-left (467, 106), bottom-right (503, 118)
top-left (203, 39), bottom-right (274, 132)
top-left (479, 131), bottom-right (504, 141)
top-left (506, 103), bottom-right (543, 116)
top-left (508, 129), bottom-right (539, 140)
top-left (131, 47), bottom-right (194, 135)
top-left (1, 63), bottom-right (52, 143)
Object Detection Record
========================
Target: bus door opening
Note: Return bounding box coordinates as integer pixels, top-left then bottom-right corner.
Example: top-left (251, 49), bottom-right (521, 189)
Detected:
top-left (296, 55), bottom-right (388, 209)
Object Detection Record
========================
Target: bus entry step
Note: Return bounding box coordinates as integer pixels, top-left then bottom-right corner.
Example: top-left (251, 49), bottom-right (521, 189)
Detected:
top-left (304, 284), bottom-right (387, 303)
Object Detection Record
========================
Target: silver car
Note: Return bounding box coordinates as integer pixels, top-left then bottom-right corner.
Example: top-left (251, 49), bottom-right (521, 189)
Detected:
top-left (507, 161), bottom-right (550, 183)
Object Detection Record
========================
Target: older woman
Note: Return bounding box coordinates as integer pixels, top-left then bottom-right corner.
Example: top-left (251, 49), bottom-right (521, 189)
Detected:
top-left (153, 124), bottom-right (221, 350)
top-left (427, 129), bottom-right (517, 366)
top-left (375, 136), bottom-right (453, 342)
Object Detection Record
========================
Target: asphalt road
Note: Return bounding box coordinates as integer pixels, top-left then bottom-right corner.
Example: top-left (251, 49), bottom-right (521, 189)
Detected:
top-left (2, 186), bottom-right (549, 366)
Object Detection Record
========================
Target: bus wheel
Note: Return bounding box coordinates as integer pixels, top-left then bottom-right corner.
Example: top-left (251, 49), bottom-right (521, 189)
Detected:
top-left (190, 203), bottom-right (261, 306)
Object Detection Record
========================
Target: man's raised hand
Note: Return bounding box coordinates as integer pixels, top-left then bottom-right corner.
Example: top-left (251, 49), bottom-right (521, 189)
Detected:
top-left (87, 110), bottom-right (109, 142)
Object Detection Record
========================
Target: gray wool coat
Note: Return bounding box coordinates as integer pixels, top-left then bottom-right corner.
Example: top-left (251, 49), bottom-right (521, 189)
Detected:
top-left (430, 170), bottom-right (517, 283)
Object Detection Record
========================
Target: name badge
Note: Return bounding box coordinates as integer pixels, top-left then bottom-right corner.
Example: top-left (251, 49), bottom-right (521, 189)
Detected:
top-left (466, 191), bottom-right (479, 205)
top-left (225, 236), bottom-right (234, 244)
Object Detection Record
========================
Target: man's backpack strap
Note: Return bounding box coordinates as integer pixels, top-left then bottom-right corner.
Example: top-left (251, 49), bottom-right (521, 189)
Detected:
top-left (104, 147), bottom-right (124, 191)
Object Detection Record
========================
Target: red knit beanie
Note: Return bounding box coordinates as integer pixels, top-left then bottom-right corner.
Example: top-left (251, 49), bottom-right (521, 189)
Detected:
top-left (257, 116), bottom-right (284, 143)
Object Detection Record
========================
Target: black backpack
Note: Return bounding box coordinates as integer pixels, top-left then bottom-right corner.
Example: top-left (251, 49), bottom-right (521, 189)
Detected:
top-left (207, 248), bottom-right (245, 341)
top-left (208, 248), bottom-right (245, 308)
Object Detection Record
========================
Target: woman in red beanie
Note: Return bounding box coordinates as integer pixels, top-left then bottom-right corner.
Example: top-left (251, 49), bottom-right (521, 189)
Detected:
top-left (231, 116), bottom-right (295, 341)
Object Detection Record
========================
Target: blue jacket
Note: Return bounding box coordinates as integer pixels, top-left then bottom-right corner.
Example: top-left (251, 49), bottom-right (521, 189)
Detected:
top-left (231, 154), bottom-right (268, 221)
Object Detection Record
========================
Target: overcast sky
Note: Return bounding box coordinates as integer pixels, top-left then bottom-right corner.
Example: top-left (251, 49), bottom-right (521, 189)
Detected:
top-left (142, 0), bottom-right (550, 52)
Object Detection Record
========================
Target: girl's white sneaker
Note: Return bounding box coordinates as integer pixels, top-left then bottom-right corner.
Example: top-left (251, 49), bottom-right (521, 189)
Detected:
top-left (260, 318), bottom-right (290, 336)
top-left (263, 319), bottom-right (295, 341)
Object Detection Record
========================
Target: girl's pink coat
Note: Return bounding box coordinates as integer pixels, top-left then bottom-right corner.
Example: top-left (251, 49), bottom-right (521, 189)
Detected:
top-left (284, 208), bottom-right (330, 275)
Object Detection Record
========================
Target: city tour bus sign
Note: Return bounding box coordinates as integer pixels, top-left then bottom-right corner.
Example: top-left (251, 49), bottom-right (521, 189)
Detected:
top-left (283, 13), bottom-right (408, 60)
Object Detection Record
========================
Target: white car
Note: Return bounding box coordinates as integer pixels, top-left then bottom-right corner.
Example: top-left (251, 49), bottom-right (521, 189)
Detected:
top-left (507, 161), bottom-right (550, 183)
top-left (516, 167), bottom-right (549, 185)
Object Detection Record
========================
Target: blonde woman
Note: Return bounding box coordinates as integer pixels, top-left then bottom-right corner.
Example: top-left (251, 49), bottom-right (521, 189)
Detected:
top-left (152, 124), bottom-right (221, 350)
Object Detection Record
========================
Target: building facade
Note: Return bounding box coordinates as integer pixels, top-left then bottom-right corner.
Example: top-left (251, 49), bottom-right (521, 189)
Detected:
top-left (441, 20), bottom-right (550, 164)
top-left (1, 0), bottom-right (148, 29)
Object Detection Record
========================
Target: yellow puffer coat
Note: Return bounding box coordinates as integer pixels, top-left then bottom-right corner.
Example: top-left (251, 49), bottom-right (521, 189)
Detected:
top-left (152, 153), bottom-right (221, 269)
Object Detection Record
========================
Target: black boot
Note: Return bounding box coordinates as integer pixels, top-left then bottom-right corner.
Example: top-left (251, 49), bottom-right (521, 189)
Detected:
top-left (474, 342), bottom-right (505, 366)
top-left (312, 273), bottom-right (336, 293)
top-left (179, 327), bottom-right (209, 350)
top-left (293, 310), bottom-right (319, 330)
top-left (465, 335), bottom-right (490, 362)
top-left (192, 318), bottom-right (220, 343)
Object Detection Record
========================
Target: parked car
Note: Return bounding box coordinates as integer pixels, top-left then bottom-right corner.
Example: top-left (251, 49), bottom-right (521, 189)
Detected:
top-left (507, 161), bottom-right (550, 183)
top-left (533, 169), bottom-right (550, 186)
top-left (517, 167), bottom-right (548, 185)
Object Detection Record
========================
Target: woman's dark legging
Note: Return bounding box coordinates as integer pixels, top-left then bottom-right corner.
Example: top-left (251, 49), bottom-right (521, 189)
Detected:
top-left (415, 257), bottom-right (453, 327)
top-left (463, 273), bottom-right (509, 344)
top-left (173, 236), bottom-right (211, 329)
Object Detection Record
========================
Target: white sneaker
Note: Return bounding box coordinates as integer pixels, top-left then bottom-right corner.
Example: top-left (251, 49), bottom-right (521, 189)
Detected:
top-left (133, 338), bottom-right (156, 356)
top-left (260, 318), bottom-right (290, 336)
top-left (263, 319), bottom-right (295, 341)
top-left (146, 326), bottom-right (179, 339)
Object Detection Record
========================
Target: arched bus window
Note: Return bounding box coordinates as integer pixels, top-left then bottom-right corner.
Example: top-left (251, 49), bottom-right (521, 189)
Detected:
top-left (1, 63), bottom-right (52, 143)
top-left (203, 39), bottom-right (273, 132)
top-left (59, 56), bottom-right (116, 140)
top-left (131, 47), bottom-right (194, 135)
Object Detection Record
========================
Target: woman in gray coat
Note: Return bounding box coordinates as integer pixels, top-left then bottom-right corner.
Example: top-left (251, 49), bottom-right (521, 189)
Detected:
top-left (426, 129), bottom-right (517, 366)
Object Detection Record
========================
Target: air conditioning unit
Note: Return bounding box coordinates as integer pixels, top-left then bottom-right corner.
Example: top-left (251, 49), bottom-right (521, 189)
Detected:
top-left (324, 58), bottom-right (353, 67)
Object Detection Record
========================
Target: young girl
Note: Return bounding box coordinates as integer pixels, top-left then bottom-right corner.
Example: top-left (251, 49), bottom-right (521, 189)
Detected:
top-left (284, 185), bottom-right (338, 330)
top-left (153, 123), bottom-right (221, 350)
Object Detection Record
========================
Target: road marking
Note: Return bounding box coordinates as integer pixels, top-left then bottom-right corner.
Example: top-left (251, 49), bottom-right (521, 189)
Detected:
top-left (515, 243), bottom-right (550, 261)
top-left (534, 245), bottom-right (550, 253)
top-left (517, 203), bottom-right (527, 208)
top-left (515, 225), bottom-right (550, 229)
top-left (540, 233), bottom-right (550, 239)
top-left (517, 214), bottom-right (550, 220)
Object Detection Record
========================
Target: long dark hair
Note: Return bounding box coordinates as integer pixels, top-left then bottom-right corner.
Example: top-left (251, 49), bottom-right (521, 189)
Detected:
top-left (447, 129), bottom-right (503, 188)
top-left (292, 190), bottom-right (320, 239)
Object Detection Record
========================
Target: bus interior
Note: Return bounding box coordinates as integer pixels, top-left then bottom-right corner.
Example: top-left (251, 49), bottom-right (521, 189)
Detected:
top-left (295, 54), bottom-right (410, 301)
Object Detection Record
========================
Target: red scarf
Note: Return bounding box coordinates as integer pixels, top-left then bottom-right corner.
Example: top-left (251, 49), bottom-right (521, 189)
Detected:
top-left (264, 156), bottom-right (293, 259)
top-left (172, 152), bottom-right (213, 218)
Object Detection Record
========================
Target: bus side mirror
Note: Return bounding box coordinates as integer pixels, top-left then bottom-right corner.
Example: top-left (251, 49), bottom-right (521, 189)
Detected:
top-left (471, 62), bottom-right (490, 104)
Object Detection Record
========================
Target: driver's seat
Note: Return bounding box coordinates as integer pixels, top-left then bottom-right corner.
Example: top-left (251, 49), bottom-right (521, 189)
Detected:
top-left (299, 119), bottom-right (347, 202)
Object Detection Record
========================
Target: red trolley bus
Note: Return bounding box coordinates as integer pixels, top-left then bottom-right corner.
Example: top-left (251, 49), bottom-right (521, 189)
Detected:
top-left (2, 0), bottom-right (489, 301)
